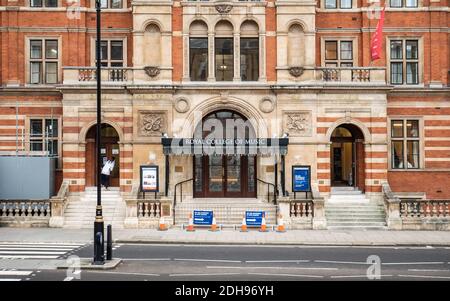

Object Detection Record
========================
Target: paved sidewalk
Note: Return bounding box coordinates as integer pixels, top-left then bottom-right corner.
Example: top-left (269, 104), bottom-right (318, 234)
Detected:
top-left (2, 228), bottom-right (450, 246)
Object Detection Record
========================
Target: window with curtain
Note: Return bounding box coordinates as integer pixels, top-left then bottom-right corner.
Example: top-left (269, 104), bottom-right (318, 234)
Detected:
top-left (29, 39), bottom-right (58, 84)
top-left (391, 119), bottom-right (420, 169)
top-left (324, 40), bottom-right (353, 67)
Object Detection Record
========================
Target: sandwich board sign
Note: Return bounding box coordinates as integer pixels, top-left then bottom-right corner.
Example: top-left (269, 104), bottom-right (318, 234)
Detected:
top-left (193, 210), bottom-right (213, 226)
top-left (245, 211), bottom-right (265, 227)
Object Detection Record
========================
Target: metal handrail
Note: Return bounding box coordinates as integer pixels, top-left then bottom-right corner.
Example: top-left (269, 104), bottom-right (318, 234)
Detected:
top-left (257, 178), bottom-right (277, 205)
top-left (174, 178), bottom-right (194, 206)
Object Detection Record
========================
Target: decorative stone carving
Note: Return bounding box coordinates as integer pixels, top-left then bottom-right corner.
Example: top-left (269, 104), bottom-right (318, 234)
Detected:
top-left (215, 4), bottom-right (233, 14)
top-left (144, 66), bottom-right (160, 78)
top-left (139, 111), bottom-right (167, 137)
top-left (259, 97), bottom-right (275, 113)
top-left (289, 66), bottom-right (304, 77)
top-left (284, 111), bottom-right (312, 136)
top-left (174, 97), bottom-right (190, 113)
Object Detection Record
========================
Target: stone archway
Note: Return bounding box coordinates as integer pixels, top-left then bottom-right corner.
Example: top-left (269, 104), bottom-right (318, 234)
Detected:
top-left (192, 109), bottom-right (257, 198)
top-left (84, 123), bottom-right (120, 188)
top-left (179, 95), bottom-right (269, 138)
top-left (329, 123), bottom-right (366, 192)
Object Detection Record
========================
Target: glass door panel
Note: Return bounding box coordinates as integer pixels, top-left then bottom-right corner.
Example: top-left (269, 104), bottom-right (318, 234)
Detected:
top-left (247, 156), bottom-right (256, 193)
top-left (226, 156), bottom-right (241, 192)
top-left (208, 155), bottom-right (224, 193)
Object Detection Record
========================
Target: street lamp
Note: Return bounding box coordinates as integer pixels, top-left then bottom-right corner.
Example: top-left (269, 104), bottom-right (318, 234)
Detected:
top-left (93, 0), bottom-right (104, 265)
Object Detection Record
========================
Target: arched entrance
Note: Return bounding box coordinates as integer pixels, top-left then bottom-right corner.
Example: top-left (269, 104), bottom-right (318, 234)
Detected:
top-left (193, 110), bottom-right (257, 198)
top-left (85, 123), bottom-right (120, 187)
top-left (330, 124), bottom-right (365, 192)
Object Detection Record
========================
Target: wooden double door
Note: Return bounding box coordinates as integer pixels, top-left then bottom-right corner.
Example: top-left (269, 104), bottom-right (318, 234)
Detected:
top-left (85, 125), bottom-right (120, 187)
top-left (194, 155), bottom-right (256, 198)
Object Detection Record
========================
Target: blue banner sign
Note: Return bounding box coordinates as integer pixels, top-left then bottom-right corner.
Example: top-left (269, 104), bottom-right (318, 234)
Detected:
top-left (193, 210), bottom-right (213, 225)
top-left (292, 166), bottom-right (311, 192)
top-left (246, 211), bottom-right (265, 227)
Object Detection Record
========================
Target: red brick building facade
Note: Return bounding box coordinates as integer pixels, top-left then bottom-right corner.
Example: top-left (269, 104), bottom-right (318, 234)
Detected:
top-left (0, 0), bottom-right (449, 203)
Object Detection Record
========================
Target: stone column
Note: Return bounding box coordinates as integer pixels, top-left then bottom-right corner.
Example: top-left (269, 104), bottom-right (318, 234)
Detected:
top-left (182, 33), bottom-right (190, 81)
top-left (208, 32), bottom-right (215, 81)
top-left (233, 32), bottom-right (240, 81)
top-left (259, 33), bottom-right (266, 81)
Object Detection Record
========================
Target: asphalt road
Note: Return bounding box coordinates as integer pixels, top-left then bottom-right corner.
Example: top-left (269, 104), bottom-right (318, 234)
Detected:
top-left (1, 242), bottom-right (450, 281)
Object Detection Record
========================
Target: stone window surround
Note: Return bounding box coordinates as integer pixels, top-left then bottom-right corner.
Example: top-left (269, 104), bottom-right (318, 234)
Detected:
top-left (385, 36), bottom-right (424, 86)
top-left (89, 0), bottom-right (128, 9)
top-left (24, 116), bottom-right (62, 168)
top-left (26, 0), bottom-right (62, 8)
top-left (24, 36), bottom-right (63, 86)
top-left (319, 0), bottom-right (358, 10)
top-left (182, 19), bottom-right (266, 83)
top-left (388, 0), bottom-right (422, 8)
top-left (320, 36), bottom-right (358, 67)
top-left (387, 117), bottom-right (424, 171)
top-left (89, 36), bottom-right (128, 67)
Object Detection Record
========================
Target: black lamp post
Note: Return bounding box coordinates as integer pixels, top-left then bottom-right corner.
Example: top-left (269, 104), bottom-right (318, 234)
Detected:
top-left (93, 0), bottom-right (105, 265)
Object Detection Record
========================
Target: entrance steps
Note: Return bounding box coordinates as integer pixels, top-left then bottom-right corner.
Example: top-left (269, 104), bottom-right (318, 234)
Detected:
top-left (63, 187), bottom-right (126, 229)
top-left (174, 198), bottom-right (277, 226)
top-left (325, 187), bottom-right (387, 230)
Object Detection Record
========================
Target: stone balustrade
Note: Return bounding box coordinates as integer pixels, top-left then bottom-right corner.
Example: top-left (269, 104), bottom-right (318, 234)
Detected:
top-left (0, 180), bottom-right (69, 228)
top-left (278, 183), bottom-right (326, 230)
top-left (290, 201), bottom-right (314, 218)
top-left (0, 200), bottom-right (51, 227)
top-left (318, 67), bottom-right (385, 84)
top-left (400, 200), bottom-right (450, 218)
top-left (383, 182), bottom-right (450, 230)
top-left (63, 66), bottom-right (386, 86)
top-left (124, 183), bottom-right (173, 229)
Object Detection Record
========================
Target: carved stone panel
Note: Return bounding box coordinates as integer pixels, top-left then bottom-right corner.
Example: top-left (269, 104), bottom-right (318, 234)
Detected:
top-left (215, 4), bottom-right (233, 14)
top-left (138, 111), bottom-right (167, 137)
top-left (283, 111), bottom-right (312, 137)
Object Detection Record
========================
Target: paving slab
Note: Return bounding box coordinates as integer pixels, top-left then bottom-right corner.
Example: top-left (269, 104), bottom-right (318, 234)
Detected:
top-left (2, 228), bottom-right (450, 246)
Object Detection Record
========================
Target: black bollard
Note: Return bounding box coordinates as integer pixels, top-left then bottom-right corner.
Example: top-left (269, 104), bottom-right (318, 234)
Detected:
top-left (106, 224), bottom-right (112, 261)
top-left (93, 231), bottom-right (104, 265)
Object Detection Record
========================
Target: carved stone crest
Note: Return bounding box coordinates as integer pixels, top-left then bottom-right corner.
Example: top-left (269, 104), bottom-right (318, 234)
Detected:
top-left (284, 111), bottom-right (312, 136)
top-left (139, 111), bottom-right (167, 137)
top-left (144, 66), bottom-right (160, 78)
top-left (215, 4), bottom-right (233, 14)
top-left (289, 66), bottom-right (304, 78)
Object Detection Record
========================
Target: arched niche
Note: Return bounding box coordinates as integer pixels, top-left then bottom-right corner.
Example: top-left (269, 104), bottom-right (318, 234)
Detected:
top-left (143, 23), bottom-right (161, 66)
top-left (287, 23), bottom-right (305, 67)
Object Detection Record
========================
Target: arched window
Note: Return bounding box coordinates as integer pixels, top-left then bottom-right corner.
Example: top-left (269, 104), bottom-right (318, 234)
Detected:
top-left (240, 20), bottom-right (259, 81)
top-left (215, 20), bottom-right (234, 81)
top-left (288, 24), bottom-right (305, 67)
top-left (189, 20), bottom-right (208, 81)
top-left (143, 23), bottom-right (161, 66)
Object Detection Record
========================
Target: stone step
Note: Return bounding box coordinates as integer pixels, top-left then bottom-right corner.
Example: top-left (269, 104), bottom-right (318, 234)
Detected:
top-left (327, 221), bottom-right (386, 227)
top-left (330, 191), bottom-right (364, 195)
top-left (325, 209), bottom-right (385, 213)
top-left (327, 226), bottom-right (388, 230)
top-left (328, 193), bottom-right (368, 201)
top-left (331, 186), bottom-right (361, 191)
top-left (326, 213), bottom-right (385, 217)
top-left (326, 217), bottom-right (386, 222)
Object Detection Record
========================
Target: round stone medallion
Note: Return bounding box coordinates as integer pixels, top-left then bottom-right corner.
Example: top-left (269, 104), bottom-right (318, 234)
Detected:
top-left (259, 97), bottom-right (275, 113)
top-left (174, 97), bottom-right (190, 113)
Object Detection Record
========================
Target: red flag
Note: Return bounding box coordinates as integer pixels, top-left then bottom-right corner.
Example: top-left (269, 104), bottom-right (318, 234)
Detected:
top-left (370, 7), bottom-right (385, 61)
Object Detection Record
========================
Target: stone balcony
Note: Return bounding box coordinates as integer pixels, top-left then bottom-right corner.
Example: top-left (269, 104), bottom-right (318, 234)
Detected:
top-left (62, 66), bottom-right (387, 88)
